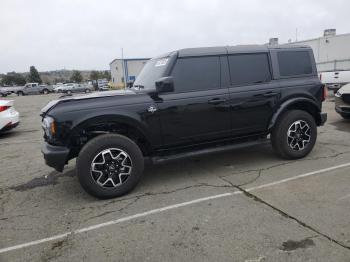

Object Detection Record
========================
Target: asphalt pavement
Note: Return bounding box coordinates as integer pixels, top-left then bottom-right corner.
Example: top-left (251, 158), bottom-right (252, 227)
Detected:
top-left (0, 93), bottom-right (350, 261)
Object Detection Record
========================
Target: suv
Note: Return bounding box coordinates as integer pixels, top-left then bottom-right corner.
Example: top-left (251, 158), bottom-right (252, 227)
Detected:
top-left (41, 45), bottom-right (327, 199)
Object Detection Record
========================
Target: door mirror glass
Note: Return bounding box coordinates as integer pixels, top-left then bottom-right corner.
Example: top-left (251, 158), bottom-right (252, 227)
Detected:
top-left (155, 76), bottom-right (174, 93)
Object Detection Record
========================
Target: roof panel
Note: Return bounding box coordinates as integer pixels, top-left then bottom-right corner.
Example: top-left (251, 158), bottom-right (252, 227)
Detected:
top-left (178, 46), bottom-right (227, 57)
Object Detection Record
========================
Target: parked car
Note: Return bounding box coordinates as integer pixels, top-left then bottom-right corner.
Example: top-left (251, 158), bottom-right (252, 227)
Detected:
top-left (335, 83), bottom-right (350, 119)
top-left (0, 99), bottom-right (19, 132)
top-left (59, 83), bottom-right (93, 94)
top-left (41, 44), bottom-right (327, 199)
top-left (319, 70), bottom-right (350, 93)
top-left (0, 88), bottom-right (11, 97)
top-left (16, 83), bottom-right (54, 96)
top-left (3, 86), bottom-right (22, 94)
top-left (53, 83), bottom-right (64, 92)
top-left (98, 85), bottom-right (110, 91)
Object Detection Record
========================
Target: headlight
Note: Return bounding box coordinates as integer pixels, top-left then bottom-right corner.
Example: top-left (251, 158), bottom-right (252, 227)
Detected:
top-left (42, 116), bottom-right (56, 137)
top-left (335, 91), bottom-right (342, 98)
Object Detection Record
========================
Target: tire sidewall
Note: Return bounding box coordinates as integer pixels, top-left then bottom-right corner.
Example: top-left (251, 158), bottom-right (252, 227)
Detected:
top-left (77, 134), bottom-right (144, 199)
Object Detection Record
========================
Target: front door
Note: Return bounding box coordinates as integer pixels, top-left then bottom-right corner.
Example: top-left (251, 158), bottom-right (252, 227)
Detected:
top-left (157, 56), bottom-right (231, 148)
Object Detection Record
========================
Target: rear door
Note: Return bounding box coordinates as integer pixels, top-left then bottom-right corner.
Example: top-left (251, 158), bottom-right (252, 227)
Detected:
top-left (25, 84), bottom-right (35, 95)
top-left (227, 53), bottom-right (280, 136)
top-left (157, 56), bottom-right (231, 147)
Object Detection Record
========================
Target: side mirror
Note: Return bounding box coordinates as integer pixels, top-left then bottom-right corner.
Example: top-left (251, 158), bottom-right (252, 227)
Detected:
top-left (155, 76), bottom-right (174, 94)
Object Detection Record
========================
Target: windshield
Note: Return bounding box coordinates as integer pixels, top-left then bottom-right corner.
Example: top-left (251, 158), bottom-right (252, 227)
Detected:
top-left (133, 57), bottom-right (169, 90)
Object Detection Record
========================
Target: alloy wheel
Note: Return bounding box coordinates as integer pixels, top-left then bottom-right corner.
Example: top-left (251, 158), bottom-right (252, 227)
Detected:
top-left (287, 120), bottom-right (311, 151)
top-left (90, 148), bottom-right (132, 188)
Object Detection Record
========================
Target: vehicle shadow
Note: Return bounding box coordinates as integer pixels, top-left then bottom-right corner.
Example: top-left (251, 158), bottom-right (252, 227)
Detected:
top-left (24, 143), bottom-right (279, 202)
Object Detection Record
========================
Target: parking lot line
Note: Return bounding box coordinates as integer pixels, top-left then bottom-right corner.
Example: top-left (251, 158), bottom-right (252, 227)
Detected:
top-left (1, 162), bottom-right (350, 254)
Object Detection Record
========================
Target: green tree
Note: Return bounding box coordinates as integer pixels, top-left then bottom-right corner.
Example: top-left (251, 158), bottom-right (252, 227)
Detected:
top-left (103, 70), bottom-right (111, 81)
top-left (28, 66), bottom-right (42, 83)
top-left (70, 70), bottom-right (83, 83)
top-left (90, 70), bottom-right (99, 81)
top-left (1, 72), bottom-right (26, 86)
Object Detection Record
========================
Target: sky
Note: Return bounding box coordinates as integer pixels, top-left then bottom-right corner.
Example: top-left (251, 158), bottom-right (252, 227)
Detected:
top-left (0, 0), bottom-right (348, 73)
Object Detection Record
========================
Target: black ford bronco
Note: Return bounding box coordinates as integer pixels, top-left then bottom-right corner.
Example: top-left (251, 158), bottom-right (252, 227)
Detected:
top-left (41, 45), bottom-right (327, 198)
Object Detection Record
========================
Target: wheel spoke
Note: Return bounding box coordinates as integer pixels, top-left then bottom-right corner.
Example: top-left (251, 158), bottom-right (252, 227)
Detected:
top-left (287, 120), bottom-right (311, 151)
top-left (90, 148), bottom-right (133, 188)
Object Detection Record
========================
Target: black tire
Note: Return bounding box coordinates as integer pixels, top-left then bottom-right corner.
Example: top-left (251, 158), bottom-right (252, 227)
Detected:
top-left (76, 134), bottom-right (144, 199)
top-left (85, 89), bottom-right (91, 93)
top-left (67, 90), bottom-right (72, 95)
top-left (341, 113), bottom-right (350, 120)
top-left (17, 91), bottom-right (24, 96)
top-left (43, 89), bottom-right (49, 94)
top-left (271, 110), bottom-right (317, 159)
top-left (1, 93), bottom-right (6, 97)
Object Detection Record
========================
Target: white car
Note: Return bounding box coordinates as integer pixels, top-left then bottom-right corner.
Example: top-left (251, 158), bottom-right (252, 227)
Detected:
top-left (0, 99), bottom-right (19, 132)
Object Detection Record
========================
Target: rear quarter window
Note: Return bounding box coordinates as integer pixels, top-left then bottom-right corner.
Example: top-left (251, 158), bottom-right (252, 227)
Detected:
top-left (278, 50), bottom-right (312, 77)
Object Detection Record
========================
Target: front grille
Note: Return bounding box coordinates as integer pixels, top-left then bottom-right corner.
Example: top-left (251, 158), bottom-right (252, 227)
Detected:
top-left (342, 94), bottom-right (350, 104)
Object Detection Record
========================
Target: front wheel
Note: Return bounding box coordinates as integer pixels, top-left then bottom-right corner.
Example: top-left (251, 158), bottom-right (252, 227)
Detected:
top-left (17, 91), bottom-right (24, 96)
top-left (42, 89), bottom-right (49, 94)
top-left (76, 134), bottom-right (144, 199)
top-left (271, 110), bottom-right (317, 159)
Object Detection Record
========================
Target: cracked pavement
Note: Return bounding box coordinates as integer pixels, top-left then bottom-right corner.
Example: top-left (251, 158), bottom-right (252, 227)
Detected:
top-left (1, 94), bottom-right (350, 261)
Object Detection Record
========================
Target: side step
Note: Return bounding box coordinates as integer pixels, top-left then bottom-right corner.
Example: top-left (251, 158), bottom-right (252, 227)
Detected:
top-left (150, 139), bottom-right (269, 164)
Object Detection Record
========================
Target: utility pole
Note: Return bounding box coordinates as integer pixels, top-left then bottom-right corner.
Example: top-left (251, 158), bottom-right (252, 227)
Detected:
top-left (295, 28), bottom-right (298, 42)
top-left (121, 48), bottom-right (127, 89)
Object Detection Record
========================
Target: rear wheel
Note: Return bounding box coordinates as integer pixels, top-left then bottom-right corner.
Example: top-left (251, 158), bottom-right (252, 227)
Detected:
top-left (42, 89), bottom-right (49, 94)
top-left (17, 91), bottom-right (24, 96)
top-left (271, 110), bottom-right (317, 159)
top-left (76, 134), bottom-right (144, 199)
top-left (85, 89), bottom-right (91, 93)
top-left (67, 90), bottom-right (72, 95)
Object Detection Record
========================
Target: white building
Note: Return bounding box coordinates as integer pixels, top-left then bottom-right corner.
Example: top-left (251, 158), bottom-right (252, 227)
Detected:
top-left (110, 58), bottom-right (150, 87)
top-left (290, 29), bottom-right (350, 72)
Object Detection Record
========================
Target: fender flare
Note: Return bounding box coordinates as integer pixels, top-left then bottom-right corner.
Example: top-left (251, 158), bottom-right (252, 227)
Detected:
top-left (70, 110), bottom-right (152, 143)
top-left (268, 97), bottom-right (321, 130)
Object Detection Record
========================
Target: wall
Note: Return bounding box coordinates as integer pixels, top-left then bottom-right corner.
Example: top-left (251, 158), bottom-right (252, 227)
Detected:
top-left (292, 33), bottom-right (350, 72)
top-left (110, 59), bottom-right (149, 86)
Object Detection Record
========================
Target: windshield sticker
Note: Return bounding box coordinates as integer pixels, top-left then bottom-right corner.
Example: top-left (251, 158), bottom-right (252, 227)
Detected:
top-left (155, 58), bottom-right (168, 67)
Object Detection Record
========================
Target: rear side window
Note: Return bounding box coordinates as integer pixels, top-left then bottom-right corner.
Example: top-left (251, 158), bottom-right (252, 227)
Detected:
top-left (171, 56), bottom-right (220, 93)
top-left (278, 51), bottom-right (312, 77)
top-left (228, 53), bottom-right (271, 86)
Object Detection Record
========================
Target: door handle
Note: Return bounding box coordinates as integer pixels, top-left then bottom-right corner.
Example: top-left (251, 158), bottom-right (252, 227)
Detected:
top-left (263, 92), bottom-right (278, 97)
top-left (208, 98), bottom-right (226, 105)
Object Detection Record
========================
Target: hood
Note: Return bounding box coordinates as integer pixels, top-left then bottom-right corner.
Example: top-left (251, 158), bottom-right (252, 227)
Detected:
top-left (338, 83), bottom-right (350, 95)
top-left (41, 89), bottom-right (136, 116)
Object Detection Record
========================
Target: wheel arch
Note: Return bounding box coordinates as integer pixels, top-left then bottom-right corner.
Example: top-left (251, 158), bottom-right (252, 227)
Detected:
top-left (69, 113), bottom-right (153, 157)
top-left (268, 98), bottom-right (322, 130)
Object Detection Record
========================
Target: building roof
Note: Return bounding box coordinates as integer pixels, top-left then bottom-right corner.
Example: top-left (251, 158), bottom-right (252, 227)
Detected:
top-left (109, 58), bottom-right (150, 65)
top-left (291, 32), bottom-right (350, 44)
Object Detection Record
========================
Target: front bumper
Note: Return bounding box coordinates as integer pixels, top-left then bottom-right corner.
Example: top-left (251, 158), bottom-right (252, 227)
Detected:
top-left (41, 142), bottom-right (70, 172)
top-left (0, 121), bottom-right (19, 132)
top-left (335, 106), bottom-right (350, 116)
top-left (335, 96), bottom-right (350, 117)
